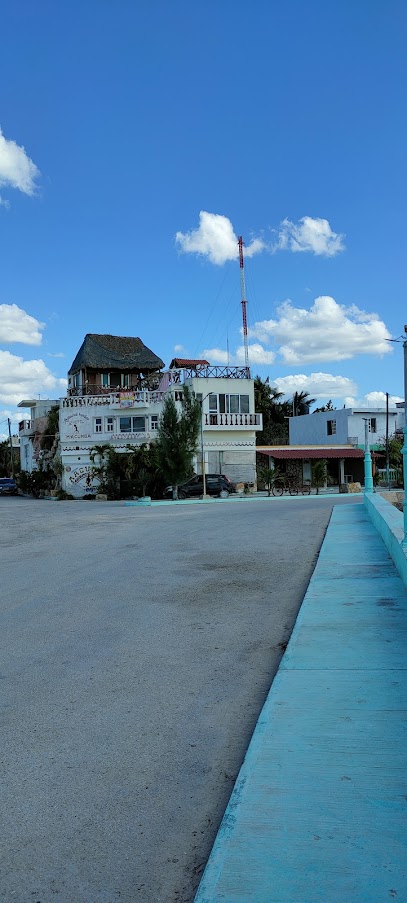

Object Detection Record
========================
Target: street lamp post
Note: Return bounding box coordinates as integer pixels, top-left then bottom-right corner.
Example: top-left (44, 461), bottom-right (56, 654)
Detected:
top-left (362, 417), bottom-right (374, 494)
top-left (199, 393), bottom-right (211, 499)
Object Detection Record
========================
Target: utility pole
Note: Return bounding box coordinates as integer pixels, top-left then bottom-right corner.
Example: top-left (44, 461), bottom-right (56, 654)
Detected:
top-left (7, 418), bottom-right (15, 479)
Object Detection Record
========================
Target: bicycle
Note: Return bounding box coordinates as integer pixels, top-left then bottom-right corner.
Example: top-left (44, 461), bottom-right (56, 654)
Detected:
top-left (271, 478), bottom-right (312, 497)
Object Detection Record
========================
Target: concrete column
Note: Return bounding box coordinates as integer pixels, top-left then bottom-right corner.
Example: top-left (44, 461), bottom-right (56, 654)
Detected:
top-left (364, 419), bottom-right (374, 494)
top-left (402, 426), bottom-right (407, 547)
top-left (339, 458), bottom-right (345, 485)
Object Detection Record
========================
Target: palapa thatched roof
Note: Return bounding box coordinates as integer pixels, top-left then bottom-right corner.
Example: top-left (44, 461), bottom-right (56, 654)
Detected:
top-left (68, 334), bottom-right (165, 375)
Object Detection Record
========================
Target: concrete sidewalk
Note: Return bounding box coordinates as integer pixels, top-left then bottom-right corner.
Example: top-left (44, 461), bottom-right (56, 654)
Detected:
top-left (195, 503), bottom-right (407, 902)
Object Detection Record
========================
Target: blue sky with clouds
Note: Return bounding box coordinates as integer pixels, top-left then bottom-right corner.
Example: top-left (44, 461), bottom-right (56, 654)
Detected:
top-left (1, 0), bottom-right (407, 433)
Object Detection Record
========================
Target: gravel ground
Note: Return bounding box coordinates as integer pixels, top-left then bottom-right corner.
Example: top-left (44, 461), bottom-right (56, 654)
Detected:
top-left (0, 495), bottom-right (361, 903)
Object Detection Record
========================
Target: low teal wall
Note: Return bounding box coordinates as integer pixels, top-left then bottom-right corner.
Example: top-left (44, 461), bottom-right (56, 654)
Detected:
top-left (364, 492), bottom-right (407, 589)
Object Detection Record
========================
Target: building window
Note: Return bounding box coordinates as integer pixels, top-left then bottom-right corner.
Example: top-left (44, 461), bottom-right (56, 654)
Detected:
top-left (209, 393), bottom-right (218, 412)
top-left (95, 417), bottom-right (102, 433)
top-left (240, 394), bottom-right (249, 414)
top-left (195, 393), bottom-right (203, 404)
top-left (101, 373), bottom-right (109, 387)
top-left (121, 373), bottom-right (130, 388)
top-left (229, 394), bottom-right (240, 414)
top-left (106, 417), bottom-right (114, 432)
top-left (327, 420), bottom-right (337, 436)
top-left (369, 418), bottom-right (377, 433)
top-left (133, 416), bottom-right (145, 432)
top-left (72, 372), bottom-right (80, 388)
top-left (119, 416), bottom-right (146, 433)
top-left (218, 393), bottom-right (250, 414)
top-left (175, 391), bottom-right (183, 401)
top-left (151, 415), bottom-right (159, 431)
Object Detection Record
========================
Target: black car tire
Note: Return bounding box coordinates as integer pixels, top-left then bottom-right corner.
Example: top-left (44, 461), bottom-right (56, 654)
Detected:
top-left (219, 489), bottom-right (229, 499)
top-left (178, 490), bottom-right (187, 500)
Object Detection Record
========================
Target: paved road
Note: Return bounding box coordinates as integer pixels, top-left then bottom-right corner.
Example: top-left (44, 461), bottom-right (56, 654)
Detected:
top-left (1, 495), bottom-right (361, 903)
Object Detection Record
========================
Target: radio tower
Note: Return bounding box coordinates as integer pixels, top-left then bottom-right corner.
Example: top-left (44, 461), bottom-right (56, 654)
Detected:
top-left (238, 236), bottom-right (250, 372)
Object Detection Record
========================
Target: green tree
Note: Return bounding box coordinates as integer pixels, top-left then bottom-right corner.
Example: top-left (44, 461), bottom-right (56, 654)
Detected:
top-left (292, 391), bottom-right (317, 416)
top-left (312, 460), bottom-right (327, 494)
top-left (40, 405), bottom-right (60, 451)
top-left (156, 386), bottom-right (201, 499)
top-left (254, 376), bottom-right (291, 445)
top-left (313, 399), bottom-right (335, 413)
top-left (125, 443), bottom-right (159, 498)
top-left (89, 444), bottom-right (115, 496)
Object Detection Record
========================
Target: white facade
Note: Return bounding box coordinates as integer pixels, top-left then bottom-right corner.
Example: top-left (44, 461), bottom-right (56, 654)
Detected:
top-left (59, 389), bottom-right (164, 496)
top-left (58, 370), bottom-right (262, 497)
top-left (289, 407), bottom-right (398, 449)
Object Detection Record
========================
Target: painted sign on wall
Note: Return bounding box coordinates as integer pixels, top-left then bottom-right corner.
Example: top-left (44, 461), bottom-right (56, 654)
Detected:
top-left (62, 411), bottom-right (92, 439)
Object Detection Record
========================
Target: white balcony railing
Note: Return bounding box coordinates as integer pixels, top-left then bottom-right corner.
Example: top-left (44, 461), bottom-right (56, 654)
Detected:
top-left (62, 390), bottom-right (165, 410)
top-left (204, 412), bottom-right (262, 430)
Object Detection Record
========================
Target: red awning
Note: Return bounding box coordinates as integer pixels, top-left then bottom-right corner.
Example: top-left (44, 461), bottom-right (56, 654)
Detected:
top-left (259, 448), bottom-right (364, 460)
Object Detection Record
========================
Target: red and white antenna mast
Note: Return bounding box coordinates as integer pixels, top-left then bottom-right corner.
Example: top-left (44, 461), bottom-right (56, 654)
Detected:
top-left (238, 236), bottom-right (249, 371)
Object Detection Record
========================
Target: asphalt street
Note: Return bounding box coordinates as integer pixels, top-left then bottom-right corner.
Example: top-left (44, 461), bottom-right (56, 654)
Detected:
top-left (1, 495), bottom-right (361, 903)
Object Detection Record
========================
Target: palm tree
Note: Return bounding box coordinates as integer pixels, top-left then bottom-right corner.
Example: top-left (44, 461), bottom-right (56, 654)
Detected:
top-left (291, 391), bottom-right (316, 416)
top-left (254, 376), bottom-right (291, 444)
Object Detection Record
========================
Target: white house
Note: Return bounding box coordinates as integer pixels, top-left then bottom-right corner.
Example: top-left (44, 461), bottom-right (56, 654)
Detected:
top-left (18, 398), bottom-right (59, 473)
top-left (56, 336), bottom-right (262, 498)
top-left (289, 406), bottom-right (398, 450)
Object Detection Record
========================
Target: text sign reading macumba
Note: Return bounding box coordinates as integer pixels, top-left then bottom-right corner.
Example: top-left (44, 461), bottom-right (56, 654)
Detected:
top-left (62, 412), bottom-right (92, 439)
top-left (65, 464), bottom-right (97, 490)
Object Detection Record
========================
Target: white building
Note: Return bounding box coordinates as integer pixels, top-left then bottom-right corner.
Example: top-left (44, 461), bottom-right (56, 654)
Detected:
top-left (57, 337), bottom-right (262, 498)
top-left (289, 406), bottom-right (398, 450)
top-left (18, 399), bottom-right (59, 473)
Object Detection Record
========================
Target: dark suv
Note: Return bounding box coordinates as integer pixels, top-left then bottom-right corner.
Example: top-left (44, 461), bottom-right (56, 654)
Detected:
top-left (164, 474), bottom-right (236, 500)
top-left (0, 477), bottom-right (17, 495)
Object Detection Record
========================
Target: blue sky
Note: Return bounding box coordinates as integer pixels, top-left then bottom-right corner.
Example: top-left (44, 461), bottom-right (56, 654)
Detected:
top-left (1, 0), bottom-right (407, 434)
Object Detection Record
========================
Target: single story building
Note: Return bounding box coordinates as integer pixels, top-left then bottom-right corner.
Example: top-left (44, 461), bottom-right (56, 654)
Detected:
top-left (258, 445), bottom-right (365, 487)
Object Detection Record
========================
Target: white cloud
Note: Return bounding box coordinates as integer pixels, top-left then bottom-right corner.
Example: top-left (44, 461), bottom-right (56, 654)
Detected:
top-left (176, 212), bottom-right (345, 265)
top-left (47, 352), bottom-right (65, 359)
top-left (202, 343), bottom-right (275, 366)
top-left (0, 195), bottom-right (10, 209)
top-left (0, 351), bottom-right (67, 405)
top-left (344, 391), bottom-right (403, 408)
top-left (273, 372), bottom-right (357, 400)
top-left (0, 126), bottom-right (40, 198)
top-left (275, 216), bottom-right (345, 256)
top-left (176, 211), bottom-right (265, 265)
top-left (173, 344), bottom-right (186, 354)
top-left (0, 303), bottom-right (44, 345)
top-left (249, 296), bottom-right (391, 364)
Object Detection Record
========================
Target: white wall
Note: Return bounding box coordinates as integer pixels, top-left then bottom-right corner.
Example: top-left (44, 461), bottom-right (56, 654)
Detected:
top-left (289, 407), bottom-right (398, 447)
top-left (289, 409), bottom-right (349, 445)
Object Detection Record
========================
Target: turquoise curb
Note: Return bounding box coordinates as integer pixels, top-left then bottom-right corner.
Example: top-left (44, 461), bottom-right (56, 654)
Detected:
top-left (194, 503), bottom-right (407, 902)
top-left (124, 492), bottom-right (363, 508)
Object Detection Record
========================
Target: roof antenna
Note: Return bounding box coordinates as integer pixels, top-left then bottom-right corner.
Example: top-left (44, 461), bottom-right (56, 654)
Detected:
top-left (226, 328), bottom-right (230, 367)
top-left (238, 236), bottom-right (249, 373)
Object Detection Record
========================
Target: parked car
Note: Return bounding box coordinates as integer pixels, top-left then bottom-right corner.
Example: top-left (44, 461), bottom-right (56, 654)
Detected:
top-left (0, 477), bottom-right (17, 495)
top-left (164, 473), bottom-right (236, 500)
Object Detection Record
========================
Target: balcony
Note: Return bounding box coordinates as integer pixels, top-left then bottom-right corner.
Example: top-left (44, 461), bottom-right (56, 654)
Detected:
top-left (204, 413), bottom-right (262, 430)
top-left (19, 419), bottom-right (34, 436)
top-left (62, 390), bottom-right (164, 410)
